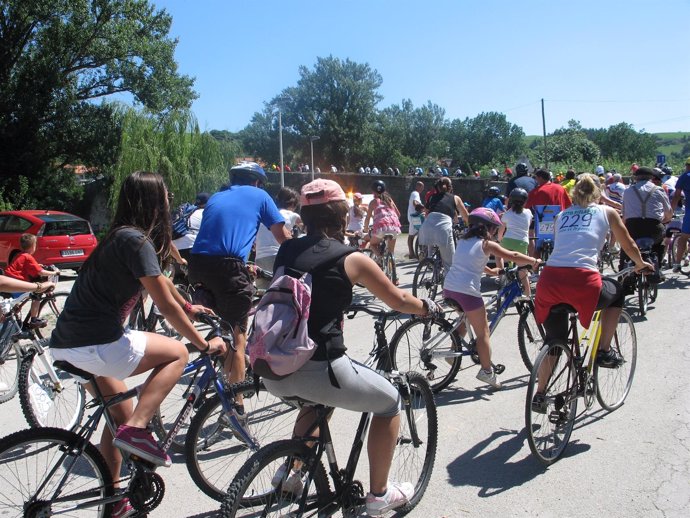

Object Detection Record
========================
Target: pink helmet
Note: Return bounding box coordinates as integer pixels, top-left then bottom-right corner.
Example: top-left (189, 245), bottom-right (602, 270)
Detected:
top-left (469, 207), bottom-right (501, 228)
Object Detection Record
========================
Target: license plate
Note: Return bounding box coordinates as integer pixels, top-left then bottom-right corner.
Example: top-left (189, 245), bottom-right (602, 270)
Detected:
top-left (61, 249), bottom-right (84, 257)
top-left (538, 222), bottom-right (554, 235)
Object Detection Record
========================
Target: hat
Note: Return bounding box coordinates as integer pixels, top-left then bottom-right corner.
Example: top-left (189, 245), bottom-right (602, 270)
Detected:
top-left (685, 157), bottom-right (690, 166)
top-left (595, 165), bottom-right (605, 175)
top-left (195, 192), bottom-right (210, 205)
top-left (634, 166), bottom-right (663, 180)
top-left (353, 192), bottom-right (363, 199)
top-left (300, 179), bottom-right (346, 206)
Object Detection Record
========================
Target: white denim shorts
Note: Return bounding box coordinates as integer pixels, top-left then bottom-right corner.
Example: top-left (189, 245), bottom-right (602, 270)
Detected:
top-left (51, 327), bottom-right (147, 381)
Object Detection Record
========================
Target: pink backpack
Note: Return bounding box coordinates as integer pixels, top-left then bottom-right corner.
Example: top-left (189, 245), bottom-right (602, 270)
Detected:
top-left (248, 267), bottom-right (316, 380)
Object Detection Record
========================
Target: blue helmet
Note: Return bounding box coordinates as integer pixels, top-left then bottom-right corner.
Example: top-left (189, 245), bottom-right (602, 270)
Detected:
top-left (230, 162), bottom-right (267, 184)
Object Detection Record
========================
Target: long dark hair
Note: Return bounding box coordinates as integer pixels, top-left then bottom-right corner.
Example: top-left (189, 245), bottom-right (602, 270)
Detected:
top-left (86, 171), bottom-right (172, 269)
top-left (301, 201), bottom-right (349, 243)
top-left (461, 223), bottom-right (492, 241)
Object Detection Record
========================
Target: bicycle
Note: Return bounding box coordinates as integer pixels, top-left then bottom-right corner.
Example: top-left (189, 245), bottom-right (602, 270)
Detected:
top-left (412, 245), bottom-right (443, 300)
top-left (0, 313), bottom-right (255, 517)
top-left (525, 271), bottom-right (637, 465)
top-left (533, 204), bottom-right (561, 262)
top-left (220, 303), bottom-right (437, 517)
top-left (371, 233), bottom-right (398, 284)
top-left (664, 211), bottom-right (689, 271)
top-left (619, 237), bottom-right (659, 316)
top-left (597, 237), bottom-right (620, 273)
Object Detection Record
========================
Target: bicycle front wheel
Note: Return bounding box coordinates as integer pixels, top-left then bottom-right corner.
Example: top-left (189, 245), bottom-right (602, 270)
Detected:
top-left (412, 258), bottom-right (438, 300)
top-left (0, 343), bottom-right (20, 404)
top-left (389, 317), bottom-right (462, 393)
top-left (517, 307), bottom-right (545, 372)
top-left (220, 440), bottom-right (330, 517)
top-left (525, 342), bottom-right (578, 465)
top-left (34, 291), bottom-right (69, 340)
top-left (186, 383), bottom-right (298, 501)
top-left (18, 344), bottom-right (85, 430)
top-left (390, 372), bottom-right (438, 514)
top-left (0, 427), bottom-right (114, 517)
top-left (596, 310), bottom-right (637, 411)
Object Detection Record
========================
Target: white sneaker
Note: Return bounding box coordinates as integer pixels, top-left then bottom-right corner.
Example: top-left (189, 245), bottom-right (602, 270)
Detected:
top-left (476, 368), bottom-right (502, 389)
top-left (271, 462), bottom-right (304, 495)
top-left (366, 481), bottom-right (414, 516)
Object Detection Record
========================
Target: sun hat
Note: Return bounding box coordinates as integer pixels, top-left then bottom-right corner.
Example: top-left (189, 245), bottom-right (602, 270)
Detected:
top-left (353, 192), bottom-right (363, 199)
top-left (300, 179), bottom-right (346, 206)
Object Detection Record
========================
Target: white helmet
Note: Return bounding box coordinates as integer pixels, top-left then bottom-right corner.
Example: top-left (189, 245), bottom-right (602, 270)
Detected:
top-left (595, 165), bottom-right (605, 175)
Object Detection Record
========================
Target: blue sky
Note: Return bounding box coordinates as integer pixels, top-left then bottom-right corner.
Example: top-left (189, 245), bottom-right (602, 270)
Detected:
top-left (153, 0), bottom-right (690, 136)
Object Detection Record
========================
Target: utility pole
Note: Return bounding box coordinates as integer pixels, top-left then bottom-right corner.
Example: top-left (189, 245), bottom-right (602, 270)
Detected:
top-left (278, 110), bottom-right (285, 187)
top-left (541, 98), bottom-right (548, 170)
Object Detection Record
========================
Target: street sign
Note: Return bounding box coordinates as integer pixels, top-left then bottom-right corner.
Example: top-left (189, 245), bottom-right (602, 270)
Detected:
top-left (656, 154), bottom-right (666, 165)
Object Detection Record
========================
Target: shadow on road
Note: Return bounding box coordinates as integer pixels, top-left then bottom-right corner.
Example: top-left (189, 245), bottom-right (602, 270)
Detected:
top-left (434, 374), bottom-right (529, 407)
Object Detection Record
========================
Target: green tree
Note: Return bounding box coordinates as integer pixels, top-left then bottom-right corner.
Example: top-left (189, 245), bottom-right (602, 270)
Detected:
top-left (0, 0), bottom-right (196, 207)
top-left (586, 122), bottom-right (657, 163)
top-left (533, 120), bottom-right (601, 165)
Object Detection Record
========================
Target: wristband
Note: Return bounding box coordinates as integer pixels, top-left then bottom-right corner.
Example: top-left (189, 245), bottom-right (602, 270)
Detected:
top-left (183, 301), bottom-right (193, 314)
top-left (35, 282), bottom-right (42, 292)
top-left (201, 341), bottom-right (210, 353)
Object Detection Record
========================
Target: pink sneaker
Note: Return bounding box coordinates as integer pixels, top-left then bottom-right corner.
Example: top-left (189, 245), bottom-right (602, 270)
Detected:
top-left (111, 497), bottom-right (134, 518)
top-left (112, 425), bottom-right (171, 467)
top-left (365, 481), bottom-right (414, 516)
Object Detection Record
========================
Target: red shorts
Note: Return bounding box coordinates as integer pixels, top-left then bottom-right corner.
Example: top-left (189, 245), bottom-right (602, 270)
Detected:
top-left (535, 266), bottom-right (602, 328)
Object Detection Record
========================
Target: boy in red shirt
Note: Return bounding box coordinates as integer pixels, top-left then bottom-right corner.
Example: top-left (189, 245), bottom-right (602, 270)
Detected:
top-left (4, 234), bottom-right (59, 328)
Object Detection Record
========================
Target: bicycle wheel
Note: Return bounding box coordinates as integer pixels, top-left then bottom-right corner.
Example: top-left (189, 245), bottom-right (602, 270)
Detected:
top-left (517, 308), bottom-right (545, 372)
top-left (0, 342), bottom-right (20, 404)
top-left (220, 440), bottom-right (330, 517)
top-left (0, 427), bottom-right (114, 517)
top-left (412, 258), bottom-right (438, 300)
top-left (637, 274), bottom-right (648, 315)
top-left (18, 343), bottom-right (85, 430)
top-left (389, 317), bottom-right (462, 393)
top-left (390, 372), bottom-right (438, 514)
top-left (154, 284), bottom-right (192, 339)
top-left (384, 252), bottom-right (398, 284)
top-left (186, 383), bottom-right (298, 501)
top-left (595, 310), bottom-right (637, 411)
top-left (525, 341), bottom-right (578, 465)
top-left (33, 291), bottom-right (69, 340)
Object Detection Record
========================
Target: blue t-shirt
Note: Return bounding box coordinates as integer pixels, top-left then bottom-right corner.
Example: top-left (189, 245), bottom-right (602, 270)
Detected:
top-left (482, 197), bottom-right (505, 213)
top-left (192, 186), bottom-right (284, 261)
top-left (676, 171), bottom-right (690, 199)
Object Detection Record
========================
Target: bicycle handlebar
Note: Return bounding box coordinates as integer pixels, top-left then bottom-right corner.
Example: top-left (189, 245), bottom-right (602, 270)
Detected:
top-left (345, 303), bottom-right (400, 320)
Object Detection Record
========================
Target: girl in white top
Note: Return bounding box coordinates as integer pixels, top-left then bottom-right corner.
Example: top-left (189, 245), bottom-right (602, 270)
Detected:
top-left (444, 207), bottom-right (539, 389)
top-left (346, 192), bottom-right (365, 233)
top-left (497, 187), bottom-right (533, 296)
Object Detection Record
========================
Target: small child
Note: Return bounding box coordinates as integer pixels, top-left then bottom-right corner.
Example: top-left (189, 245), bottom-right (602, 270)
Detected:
top-left (443, 208), bottom-right (539, 389)
top-left (481, 186), bottom-right (505, 214)
top-left (497, 188), bottom-right (533, 297)
top-left (4, 234), bottom-right (59, 328)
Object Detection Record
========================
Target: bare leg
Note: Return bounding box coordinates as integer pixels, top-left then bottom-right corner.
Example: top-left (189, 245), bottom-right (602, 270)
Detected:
top-left (598, 306), bottom-right (622, 351)
top-left (407, 234), bottom-right (416, 258)
top-left (675, 234), bottom-right (689, 265)
top-left (30, 299), bottom-right (41, 319)
top-left (368, 414), bottom-right (400, 494)
top-left (224, 328), bottom-right (247, 406)
top-left (464, 306), bottom-right (492, 371)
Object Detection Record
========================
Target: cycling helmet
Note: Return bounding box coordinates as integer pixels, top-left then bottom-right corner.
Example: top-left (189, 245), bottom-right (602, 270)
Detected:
top-left (509, 187), bottom-right (528, 203)
top-left (515, 162), bottom-right (528, 175)
top-left (595, 165), bottom-right (605, 175)
top-left (468, 207), bottom-right (501, 228)
top-left (661, 165), bottom-right (673, 175)
top-left (488, 186), bottom-right (501, 197)
top-left (372, 179), bottom-right (386, 194)
top-left (230, 162), bottom-right (268, 184)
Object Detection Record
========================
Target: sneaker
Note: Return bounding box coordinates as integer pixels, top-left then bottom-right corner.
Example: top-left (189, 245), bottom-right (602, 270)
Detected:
top-left (476, 368), bottom-right (502, 389)
top-left (531, 393), bottom-right (547, 414)
top-left (673, 264), bottom-right (682, 273)
top-left (596, 348), bottom-right (624, 369)
top-left (271, 462), bottom-right (304, 495)
top-left (113, 425), bottom-right (171, 467)
top-left (366, 482), bottom-right (414, 516)
top-left (111, 497), bottom-right (135, 518)
top-left (26, 317), bottom-right (47, 329)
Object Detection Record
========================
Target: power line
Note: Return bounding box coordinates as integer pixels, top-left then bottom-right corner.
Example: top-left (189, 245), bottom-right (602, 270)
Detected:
top-left (545, 98), bottom-right (690, 104)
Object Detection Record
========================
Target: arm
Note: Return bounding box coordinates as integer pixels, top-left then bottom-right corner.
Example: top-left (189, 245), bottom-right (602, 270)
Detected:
top-left (169, 243), bottom-right (186, 265)
top-left (0, 276), bottom-right (54, 293)
top-left (670, 187), bottom-right (683, 212)
top-left (484, 240), bottom-right (540, 268)
top-left (599, 192), bottom-right (622, 210)
top-left (270, 222), bottom-right (291, 244)
top-left (606, 207), bottom-right (654, 272)
top-left (455, 195), bottom-right (469, 225)
top-left (390, 199), bottom-right (401, 218)
top-left (363, 200), bottom-right (375, 230)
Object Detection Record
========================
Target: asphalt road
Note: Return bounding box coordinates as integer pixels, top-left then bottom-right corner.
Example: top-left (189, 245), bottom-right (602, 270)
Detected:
top-left (1, 253), bottom-right (689, 517)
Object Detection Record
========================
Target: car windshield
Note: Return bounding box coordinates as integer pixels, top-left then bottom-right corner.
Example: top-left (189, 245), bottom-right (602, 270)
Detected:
top-left (38, 215), bottom-right (91, 237)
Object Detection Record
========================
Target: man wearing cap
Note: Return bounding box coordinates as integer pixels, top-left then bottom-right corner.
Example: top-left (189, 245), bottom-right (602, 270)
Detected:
top-left (670, 158), bottom-right (690, 272)
top-left (407, 181), bottom-right (425, 259)
top-left (605, 173), bottom-right (627, 204)
top-left (620, 166), bottom-right (672, 276)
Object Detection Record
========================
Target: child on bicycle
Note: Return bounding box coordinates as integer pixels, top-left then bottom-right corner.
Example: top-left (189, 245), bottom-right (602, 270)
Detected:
top-left (3, 233), bottom-right (60, 329)
top-left (50, 171), bottom-right (226, 517)
top-left (444, 207), bottom-right (540, 389)
top-left (364, 180), bottom-right (401, 274)
top-left (263, 179), bottom-right (440, 516)
top-left (497, 188), bottom-right (533, 297)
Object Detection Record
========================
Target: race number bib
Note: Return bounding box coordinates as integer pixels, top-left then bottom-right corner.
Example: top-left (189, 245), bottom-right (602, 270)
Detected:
top-left (538, 221), bottom-right (555, 235)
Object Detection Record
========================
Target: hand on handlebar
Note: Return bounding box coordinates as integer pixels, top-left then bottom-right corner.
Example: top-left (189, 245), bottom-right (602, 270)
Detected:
top-left (421, 297), bottom-right (443, 319)
top-left (205, 336), bottom-right (227, 355)
top-left (37, 281), bottom-right (55, 293)
top-left (635, 261), bottom-right (655, 274)
top-left (189, 304), bottom-right (216, 321)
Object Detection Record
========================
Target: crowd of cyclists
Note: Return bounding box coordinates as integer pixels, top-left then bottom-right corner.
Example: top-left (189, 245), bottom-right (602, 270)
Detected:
top-left (0, 156), bottom-right (688, 517)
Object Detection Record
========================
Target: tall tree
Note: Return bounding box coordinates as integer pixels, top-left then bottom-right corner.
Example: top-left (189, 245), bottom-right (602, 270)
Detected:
top-left (0, 0), bottom-right (196, 206)
top-left (586, 122), bottom-right (657, 163)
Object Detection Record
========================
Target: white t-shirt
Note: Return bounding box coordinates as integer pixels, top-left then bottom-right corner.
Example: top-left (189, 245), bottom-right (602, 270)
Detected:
top-left (606, 181), bottom-right (626, 202)
top-left (547, 204), bottom-right (609, 271)
top-left (407, 190), bottom-right (421, 220)
top-left (172, 208), bottom-right (204, 251)
top-left (444, 237), bottom-right (489, 297)
top-left (501, 209), bottom-right (532, 243)
top-left (347, 205), bottom-right (365, 232)
top-left (255, 209), bottom-right (300, 259)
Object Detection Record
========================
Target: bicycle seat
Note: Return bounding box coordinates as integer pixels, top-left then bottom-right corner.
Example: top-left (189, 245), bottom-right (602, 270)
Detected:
top-left (443, 298), bottom-right (463, 313)
top-left (550, 303), bottom-right (577, 314)
top-left (53, 360), bottom-right (95, 382)
top-left (635, 237), bottom-right (655, 250)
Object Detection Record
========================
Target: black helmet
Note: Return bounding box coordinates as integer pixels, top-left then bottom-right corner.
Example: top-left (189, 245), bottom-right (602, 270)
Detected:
top-left (515, 162), bottom-right (528, 175)
top-left (372, 180), bottom-right (386, 194)
top-left (509, 188), bottom-right (528, 203)
top-left (661, 165), bottom-right (673, 175)
top-left (230, 162), bottom-right (268, 184)
top-left (488, 186), bottom-right (501, 197)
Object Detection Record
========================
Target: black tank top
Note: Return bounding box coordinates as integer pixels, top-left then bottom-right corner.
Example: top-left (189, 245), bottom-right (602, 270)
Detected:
top-left (274, 237), bottom-right (354, 361)
top-left (427, 192), bottom-right (456, 218)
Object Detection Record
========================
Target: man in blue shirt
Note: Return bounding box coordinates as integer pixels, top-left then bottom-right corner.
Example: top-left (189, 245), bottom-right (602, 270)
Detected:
top-left (670, 157), bottom-right (690, 272)
top-left (190, 162), bottom-right (290, 407)
top-left (506, 162), bottom-right (537, 196)
top-left (481, 186), bottom-right (505, 214)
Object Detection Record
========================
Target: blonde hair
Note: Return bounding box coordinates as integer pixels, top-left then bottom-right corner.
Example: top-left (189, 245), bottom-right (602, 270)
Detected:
top-left (571, 173), bottom-right (601, 206)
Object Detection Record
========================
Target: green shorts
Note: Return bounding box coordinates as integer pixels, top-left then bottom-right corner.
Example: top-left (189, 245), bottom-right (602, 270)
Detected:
top-left (501, 237), bottom-right (528, 255)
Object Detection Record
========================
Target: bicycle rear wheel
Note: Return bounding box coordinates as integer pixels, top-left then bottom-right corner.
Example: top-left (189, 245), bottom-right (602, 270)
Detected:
top-left (596, 310), bottom-right (637, 411)
top-left (0, 342), bottom-right (20, 404)
top-left (18, 343), bottom-right (85, 430)
top-left (186, 383), bottom-right (298, 501)
top-left (390, 372), bottom-right (438, 514)
top-left (637, 274), bottom-right (648, 315)
top-left (34, 291), bottom-right (69, 340)
top-left (220, 440), bottom-right (330, 517)
top-left (412, 258), bottom-right (438, 300)
top-left (0, 427), bottom-right (114, 517)
top-left (389, 317), bottom-right (462, 393)
top-left (525, 342), bottom-right (578, 465)
top-left (384, 252), bottom-right (398, 284)
top-left (517, 307), bottom-right (545, 372)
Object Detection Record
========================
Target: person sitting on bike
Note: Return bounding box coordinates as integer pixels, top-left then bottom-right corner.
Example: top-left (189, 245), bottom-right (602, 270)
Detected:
top-left (418, 177), bottom-right (470, 274)
top-left (363, 180), bottom-right (402, 275)
top-left (346, 192), bottom-right (366, 244)
top-left (444, 207), bottom-right (540, 389)
top-left (620, 166), bottom-right (672, 280)
top-left (263, 179), bottom-right (439, 516)
top-left (506, 162), bottom-right (537, 196)
top-left (481, 186), bottom-right (505, 214)
top-left (497, 188), bottom-right (534, 297)
top-left (525, 168), bottom-right (572, 258)
top-left (670, 157), bottom-right (690, 272)
top-left (3, 234), bottom-right (60, 329)
top-left (533, 174), bottom-right (653, 410)
top-left (50, 172), bottom-right (226, 515)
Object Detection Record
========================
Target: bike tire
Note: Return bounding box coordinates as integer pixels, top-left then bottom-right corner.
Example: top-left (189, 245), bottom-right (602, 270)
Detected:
top-left (385, 252), bottom-right (397, 284)
top-left (412, 258), bottom-right (438, 300)
top-left (595, 310), bottom-right (637, 411)
top-left (185, 384), bottom-right (298, 501)
top-left (390, 372), bottom-right (438, 514)
top-left (0, 343), bottom-right (20, 404)
top-left (389, 317), bottom-right (462, 393)
top-left (0, 426), bottom-right (114, 517)
top-left (525, 341), bottom-right (578, 465)
top-left (220, 440), bottom-right (330, 517)
top-left (18, 344), bottom-right (85, 430)
top-left (637, 274), bottom-right (648, 316)
top-left (517, 307), bottom-right (545, 372)
top-left (33, 291), bottom-right (69, 340)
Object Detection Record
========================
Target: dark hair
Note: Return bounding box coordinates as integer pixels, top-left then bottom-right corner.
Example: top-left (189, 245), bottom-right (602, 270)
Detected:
top-left (509, 199), bottom-right (525, 214)
top-left (461, 222), bottom-right (492, 240)
top-left (301, 200), bottom-right (349, 242)
top-left (375, 191), bottom-right (394, 208)
top-left (20, 233), bottom-right (37, 251)
top-left (565, 170), bottom-right (576, 180)
top-left (276, 187), bottom-right (299, 211)
top-left (435, 177), bottom-right (452, 193)
top-left (535, 168), bottom-right (551, 181)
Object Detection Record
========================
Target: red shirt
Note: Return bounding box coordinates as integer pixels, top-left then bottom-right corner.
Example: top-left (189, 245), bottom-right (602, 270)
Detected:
top-left (4, 252), bottom-right (43, 281)
top-left (525, 182), bottom-right (572, 210)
